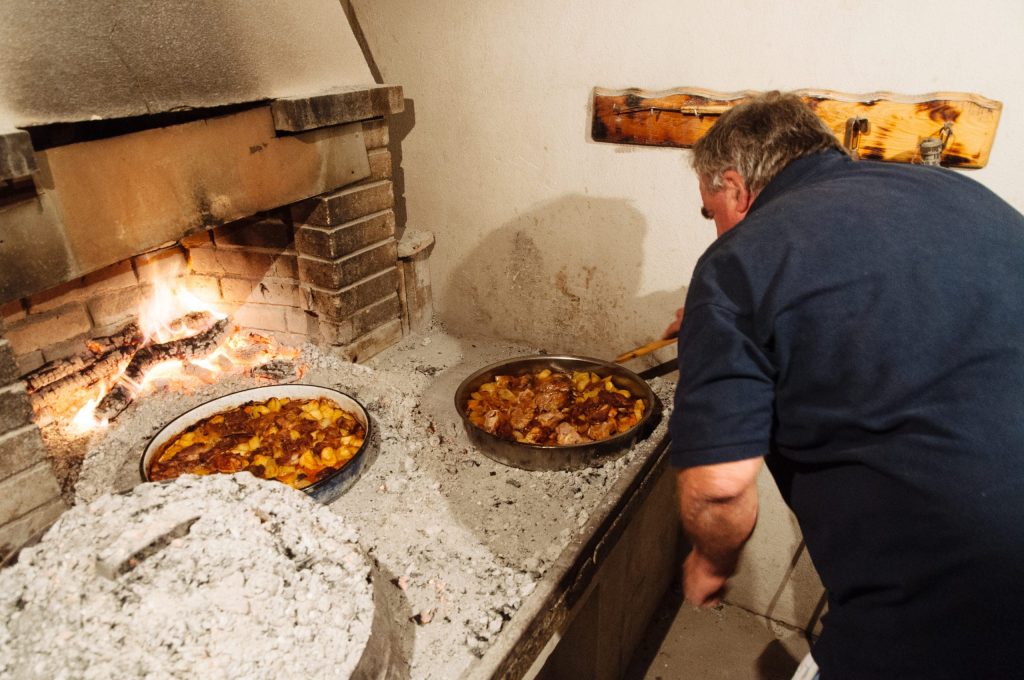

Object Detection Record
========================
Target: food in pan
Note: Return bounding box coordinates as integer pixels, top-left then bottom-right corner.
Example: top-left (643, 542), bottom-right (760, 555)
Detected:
top-left (148, 396), bottom-right (365, 489)
top-left (465, 369), bottom-right (645, 445)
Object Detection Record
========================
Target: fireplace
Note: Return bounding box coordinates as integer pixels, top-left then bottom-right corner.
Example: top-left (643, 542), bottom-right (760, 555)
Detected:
top-left (0, 88), bottom-right (437, 558)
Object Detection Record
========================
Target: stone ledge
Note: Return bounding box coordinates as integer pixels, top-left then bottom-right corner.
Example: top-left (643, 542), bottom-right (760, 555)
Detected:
top-left (271, 85), bottom-right (404, 132)
top-left (398, 229), bottom-right (436, 260)
top-left (0, 128), bottom-right (37, 181)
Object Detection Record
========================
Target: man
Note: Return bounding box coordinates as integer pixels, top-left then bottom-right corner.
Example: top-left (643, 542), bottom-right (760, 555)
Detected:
top-left (669, 91), bottom-right (1024, 679)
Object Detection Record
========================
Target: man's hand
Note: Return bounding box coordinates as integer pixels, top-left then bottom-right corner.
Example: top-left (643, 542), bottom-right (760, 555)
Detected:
top-left (683, 548), bottom-right (730, 607)
top-left (676, 457), bottom-right (763, 607)
top-left (662, 307), bottom-right (685, 339)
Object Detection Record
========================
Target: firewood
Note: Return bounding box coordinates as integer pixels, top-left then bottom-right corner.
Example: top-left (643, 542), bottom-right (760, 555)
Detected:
top-left (26, 323), bottom-right (142, 392)
top-left (96, 317), bottom-right (233, 421)
top-left (29, 349), bottom-right (135, 424)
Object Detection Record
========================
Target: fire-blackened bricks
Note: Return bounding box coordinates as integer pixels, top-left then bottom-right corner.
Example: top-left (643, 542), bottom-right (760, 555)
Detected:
top-left (87, 287), bottom-right (142, 330)
top-left (290, 180), bottom-right (394, 228)
top-left (135, 247), bottom-right (189, 284)
top-left (184, 275), bottom-right (223, 306)
top-left (273, 254), bottom-right (299, 281)
top-left (0, 462), bottom-right (63, 526)
top-left (295, 210), bottom-right (396, 260)
top-left (2, 303), bottom-right (92, 358)
top-left (319, 294), bottom-right (402, 346)
top-left (367, 148), bottom-right (392, 182)
top-left (316, 318), bottom-right (354, 345)
top-left (362, 118), bottom-right (389, 150)
top-left (304, 269), bottom-right (401, 321)
top-left (221, 278), bottom-right (301, 308)
top-left (0, 425), bottom-right (46, 479)
top-left (353, 294), bottom-right (402, 337)
top-left (212, 217), bottom-right (294, 250)
top-left (0, 498), bottom-right (65, 561)
top-left (339, 318), bottom-right (404, 363)
top-left (232, 304), bottom-right (290, 334)
top-left (0, 339), bottom-right (19, 385)
top-left (298, 240), bottom-right (398, 290)
top-left (0, 384), bottom-right (34, 435)
top-left (315, 294), bottom-right (401, 346)
top-left (189, 248), bottom-right (280, 280)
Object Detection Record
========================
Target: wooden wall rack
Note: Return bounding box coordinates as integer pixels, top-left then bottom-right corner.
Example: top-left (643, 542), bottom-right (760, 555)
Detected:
top-left (591, 87), bottom-right (1002, 168)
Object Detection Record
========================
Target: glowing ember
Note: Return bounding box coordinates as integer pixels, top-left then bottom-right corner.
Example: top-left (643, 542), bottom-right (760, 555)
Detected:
top-left (68, 275), bottom-right (302, 433)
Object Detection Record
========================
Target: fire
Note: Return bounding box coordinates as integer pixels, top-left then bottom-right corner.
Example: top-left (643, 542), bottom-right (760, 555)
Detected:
top-left (68, 274), bottom-right (301, 434)
top-left (70, 394), bottom-right (108, 433)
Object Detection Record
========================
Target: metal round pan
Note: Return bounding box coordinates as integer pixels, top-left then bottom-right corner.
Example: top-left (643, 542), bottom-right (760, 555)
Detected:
top-left (141, 384), bottom-right (372, 504)
top-left (454, 355), bottom-right (661, 471)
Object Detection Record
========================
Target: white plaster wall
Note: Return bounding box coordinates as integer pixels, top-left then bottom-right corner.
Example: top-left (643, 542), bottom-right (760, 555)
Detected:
top-left (351, 0), bottom-right (1024, 632)
top-left (0, 0), bottom-right (373, 127)
top-left (352, 0), bottom-right (1024, 358)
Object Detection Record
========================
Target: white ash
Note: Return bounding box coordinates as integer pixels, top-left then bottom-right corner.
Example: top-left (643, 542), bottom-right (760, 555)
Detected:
top-left (62, 327), bottom-right (675, 678)
top-left (1, 474), bottom-right (373, 680)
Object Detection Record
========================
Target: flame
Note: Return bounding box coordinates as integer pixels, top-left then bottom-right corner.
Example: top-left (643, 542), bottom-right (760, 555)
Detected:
top-left (67, 273), bottom-right (300, 433)
top-left (70, 393), bottom-right (109, 434)
top-left (138, 274), bottom-right (226, 344)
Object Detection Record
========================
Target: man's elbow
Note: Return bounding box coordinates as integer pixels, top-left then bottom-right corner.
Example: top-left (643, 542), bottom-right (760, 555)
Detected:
top-left (676, 457), bottom-right (763, 504)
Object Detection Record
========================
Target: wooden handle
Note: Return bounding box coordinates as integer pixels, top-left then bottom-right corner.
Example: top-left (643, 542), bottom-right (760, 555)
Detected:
top-left (614, 337), bottom-right (676, 363)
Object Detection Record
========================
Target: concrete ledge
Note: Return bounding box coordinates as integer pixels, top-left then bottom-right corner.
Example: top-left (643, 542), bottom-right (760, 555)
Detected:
top-left (271, 85), bottom-right (404, 132)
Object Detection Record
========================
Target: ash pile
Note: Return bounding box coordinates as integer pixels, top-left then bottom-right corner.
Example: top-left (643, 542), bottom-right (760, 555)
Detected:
top-left (0, 474), bottom-right (378, 680)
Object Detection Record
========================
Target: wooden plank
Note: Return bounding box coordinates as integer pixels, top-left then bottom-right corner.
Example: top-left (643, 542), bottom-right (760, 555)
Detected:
top-left (591, 87), bottom-right (1002, 168)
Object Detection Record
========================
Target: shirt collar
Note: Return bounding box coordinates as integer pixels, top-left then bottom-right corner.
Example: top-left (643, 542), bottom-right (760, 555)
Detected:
top-left (749, 149), bottom-right (852, 215)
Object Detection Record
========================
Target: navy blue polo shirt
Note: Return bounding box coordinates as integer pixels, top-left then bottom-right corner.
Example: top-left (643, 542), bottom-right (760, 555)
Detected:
top-left (670, 150), bottom-right (1024, 679)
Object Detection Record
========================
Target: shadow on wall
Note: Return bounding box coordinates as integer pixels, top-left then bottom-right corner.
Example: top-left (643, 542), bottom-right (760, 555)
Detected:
top-left (441, 194), bottom-right (685, 359)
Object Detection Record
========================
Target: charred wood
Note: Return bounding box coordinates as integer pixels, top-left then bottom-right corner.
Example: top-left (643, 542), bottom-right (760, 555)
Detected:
top-left (96, 317), bottom-right (233, 421)
top-left (26, 323), bottom-right (142, 393)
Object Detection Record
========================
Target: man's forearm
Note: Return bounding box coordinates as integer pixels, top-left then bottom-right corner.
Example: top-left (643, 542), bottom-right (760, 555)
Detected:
top-left (677, 458), bottom-right (762, 577)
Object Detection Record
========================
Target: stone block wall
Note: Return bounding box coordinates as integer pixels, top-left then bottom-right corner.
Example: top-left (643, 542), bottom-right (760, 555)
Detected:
top-left (290, 116), bottom-right (410, 362)
top-left (0, 248), bottom-right (191, 376)
top-left (183, 213), bottom-right (310, 346)
top-left (0, 317), bottom-right (67, 562)
top-left (0, 105), bottom-right (434, 553)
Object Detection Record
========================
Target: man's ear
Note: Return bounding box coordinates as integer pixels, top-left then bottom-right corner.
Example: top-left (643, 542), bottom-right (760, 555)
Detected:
top-left (721, 169), bottom-right (755, 216)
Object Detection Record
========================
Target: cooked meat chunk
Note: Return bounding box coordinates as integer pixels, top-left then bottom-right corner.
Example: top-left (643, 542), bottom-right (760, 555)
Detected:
top-left (535, 411), bottom-right (565, 428)
top-left (586, 421), bottom-right (616, 440)
top-left (509, 405), bottom-right (535, 431)
top-left (556, 421), bottom-right (592, 445)
top-left (465, 368), bottom-right (646, 446)
top-left (535, 375), bottom-right (571, 412)
top-left (482, 409), bottom-right (503, 434)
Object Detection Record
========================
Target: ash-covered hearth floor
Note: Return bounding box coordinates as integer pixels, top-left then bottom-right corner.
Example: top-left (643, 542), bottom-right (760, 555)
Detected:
top-left (65, 325), bottom-right (676, 678)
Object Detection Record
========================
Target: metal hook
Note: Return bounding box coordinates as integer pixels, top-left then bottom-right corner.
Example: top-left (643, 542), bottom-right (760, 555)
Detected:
top-left (920, 123), bottom-right (954, 166)
top-left (843, 117), bottom-right (870, 158)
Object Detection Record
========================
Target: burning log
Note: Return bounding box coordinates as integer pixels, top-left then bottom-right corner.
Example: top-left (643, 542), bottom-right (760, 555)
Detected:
top-left (96, 316), bottom-right (233, 422)
top-left (30, 350), bottom-right (136, 424)
top-left (26, 314), bottom-right (225, 424)
top-left (26, 323), bottom-right (142, 393)
top-left (24, 309), bottom-right (301, 429)
top-left (27, 324), bottom-right (144, 424)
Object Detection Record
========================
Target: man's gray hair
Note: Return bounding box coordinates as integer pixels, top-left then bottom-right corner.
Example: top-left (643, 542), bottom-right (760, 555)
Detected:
top-left (691, 91), bottom-right (848, 194)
